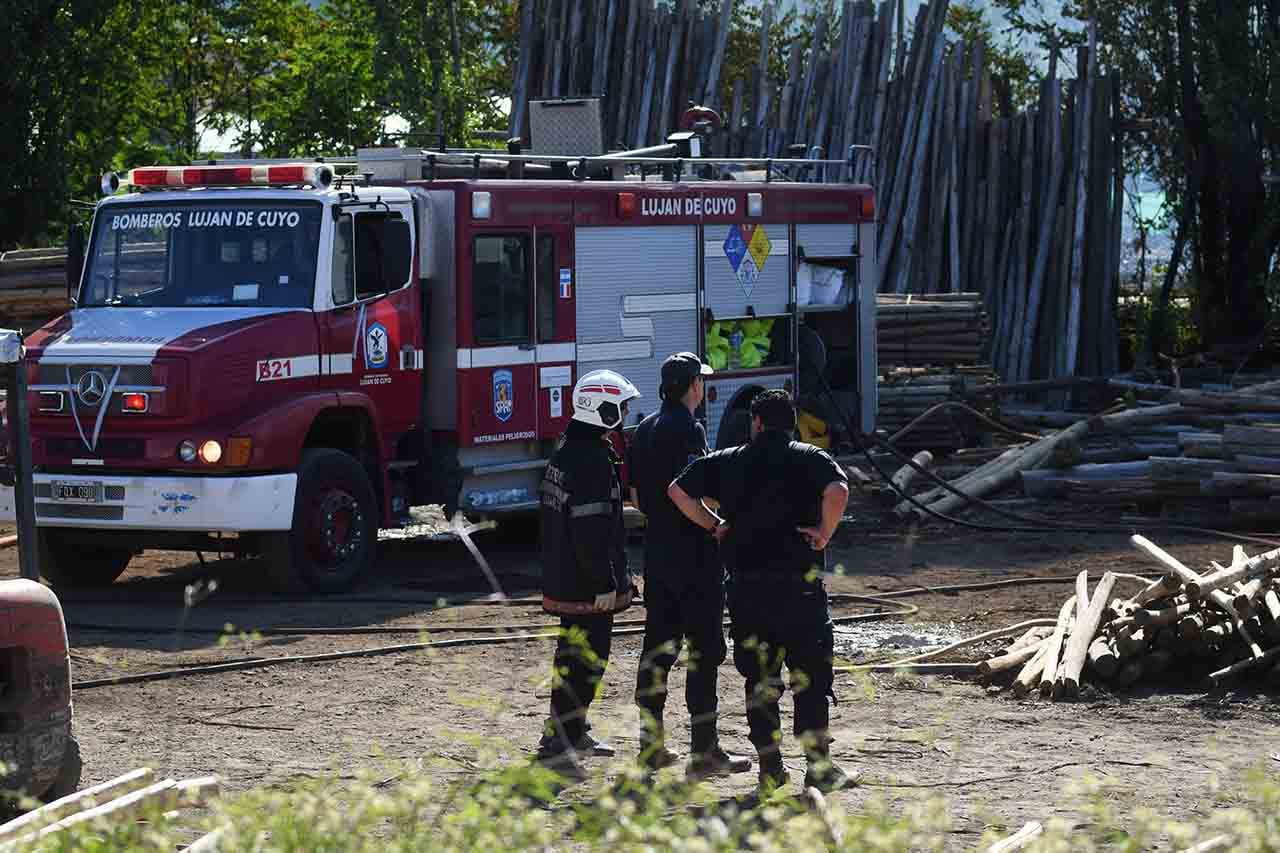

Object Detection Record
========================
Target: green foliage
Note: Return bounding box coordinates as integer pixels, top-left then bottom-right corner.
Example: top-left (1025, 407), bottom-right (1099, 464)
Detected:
top-left (1128, 292), bottom-right (1200, 360)
top-left (1, 0), bottom-right (518, 251)
top-left (945, 3), bottom-right (1040, 110)
top-left (13, 760), bottom-right (1280, 851)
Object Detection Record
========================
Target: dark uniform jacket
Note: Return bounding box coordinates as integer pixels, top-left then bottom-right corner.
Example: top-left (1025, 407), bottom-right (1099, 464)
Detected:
top-left (539, 421), bottom-right (633, 615)
top-left (627, 401), bottom-right (716, 583)
top-left (674, 429), bottom-right (848, 577)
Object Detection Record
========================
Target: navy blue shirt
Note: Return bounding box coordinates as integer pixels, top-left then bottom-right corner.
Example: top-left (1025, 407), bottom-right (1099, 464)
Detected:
top-left (628, 401), bottom-right (715, 582)
top-left (674, 430), bottom-right (847, 576)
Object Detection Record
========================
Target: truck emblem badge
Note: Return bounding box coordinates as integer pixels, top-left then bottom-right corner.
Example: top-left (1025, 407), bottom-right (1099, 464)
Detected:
top-left (364, 322), bottom-right (389, 370)
top-left (723, 224), bottom-right (770, 296)
top-left (76, 370), bottom-right (107, 407)
top-left (493, 369), bottom-right (514, 423)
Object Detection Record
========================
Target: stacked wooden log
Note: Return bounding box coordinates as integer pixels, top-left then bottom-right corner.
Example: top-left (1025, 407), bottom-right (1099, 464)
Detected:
top-left (876, 293), bottom-right (987, 367)
top-left (892, 376), bottom-right (1280, 525)
top-left (512, 2), bottom-right (1122, 386)
top-left (876, 364), bottom-right (998, 451)
top-left (0, 768), bottom-right (219, 849)
top-left (0, 248), bottom-right (72, 332)
top-left (983, 536), bottom-right (1280, 697)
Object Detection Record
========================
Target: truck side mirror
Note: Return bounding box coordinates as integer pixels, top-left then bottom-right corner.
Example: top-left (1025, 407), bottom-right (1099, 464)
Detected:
top-left (66, 223), bottom-right (86, 304)
top-left (381, 218), bottom-right (411, 290)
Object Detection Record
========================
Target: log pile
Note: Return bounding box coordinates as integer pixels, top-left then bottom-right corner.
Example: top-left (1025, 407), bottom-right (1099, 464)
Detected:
top-left (512, 1), bottom-right (1122, 383)
top-left (0, 768), bottom-right (219, 849)
top-left (892, 376), bottom-right (1280, 525)
top-left (0, 248), bottom-right (72, 332)
top-left (876, 293), bottom-right (987, 367)
top-left (876, 364), bottom-right (998, 451)
top-left (983, 536), bottom-right (1280, 696)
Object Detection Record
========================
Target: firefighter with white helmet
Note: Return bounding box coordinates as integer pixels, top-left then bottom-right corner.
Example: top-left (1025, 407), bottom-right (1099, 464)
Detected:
top-left (534, 369), bottom-right (640, 779)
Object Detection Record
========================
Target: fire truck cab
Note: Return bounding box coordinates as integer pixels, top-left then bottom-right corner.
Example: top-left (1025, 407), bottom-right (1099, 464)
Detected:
top-left (0, 145), bottom-right (878, 593)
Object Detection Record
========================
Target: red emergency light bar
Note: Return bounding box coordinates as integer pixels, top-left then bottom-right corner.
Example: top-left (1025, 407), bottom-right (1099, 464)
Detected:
top-left (117, 163), bottom-right (334, 191)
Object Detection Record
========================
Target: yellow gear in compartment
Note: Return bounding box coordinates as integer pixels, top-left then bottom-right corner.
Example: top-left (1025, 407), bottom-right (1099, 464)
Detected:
top-left (797, 408), bottom-right (830, 449)
top-left (738, 318), bottom-right (774, 369)
top-left (705, 321), bottom-right (729, 371)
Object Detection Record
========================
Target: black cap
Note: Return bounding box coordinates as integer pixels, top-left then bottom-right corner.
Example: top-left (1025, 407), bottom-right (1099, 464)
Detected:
top-left (660, 351), bottom-right (713, 399)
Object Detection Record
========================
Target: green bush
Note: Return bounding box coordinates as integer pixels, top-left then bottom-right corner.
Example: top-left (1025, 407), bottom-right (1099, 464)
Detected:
top-left (12, 761), bottom-right (1280, 850)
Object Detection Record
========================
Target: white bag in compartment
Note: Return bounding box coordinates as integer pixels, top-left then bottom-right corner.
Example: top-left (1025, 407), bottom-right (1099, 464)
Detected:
top-left (796, 261), bottom-right (813, 306)
top-left (803, 263), bottom-right (845, 305)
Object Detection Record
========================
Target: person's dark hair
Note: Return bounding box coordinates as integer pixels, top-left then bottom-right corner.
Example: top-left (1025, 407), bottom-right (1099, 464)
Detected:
top-left (660, 377), bottom-right (693, 402)
top-left (749, 389), bottom-right (796, 432)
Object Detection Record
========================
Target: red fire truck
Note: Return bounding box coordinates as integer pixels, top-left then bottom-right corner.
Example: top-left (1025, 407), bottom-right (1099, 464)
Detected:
top-left (0, 131), bottom-right (877, 593)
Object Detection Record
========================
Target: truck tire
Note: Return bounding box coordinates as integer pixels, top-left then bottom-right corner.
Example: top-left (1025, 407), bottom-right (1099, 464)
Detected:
top-left (264, 448), bottom-right (378, 594)
top-left (716, 408), bottom-right (752, 450)
top-left (38, 531), bottom-right (132, 589)
top-left (42, 736), bottom-right (81, 802)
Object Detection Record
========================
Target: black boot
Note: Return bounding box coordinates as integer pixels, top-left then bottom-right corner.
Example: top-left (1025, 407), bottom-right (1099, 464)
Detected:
top-left (756, 749), bottom-right (787, 794)
top-left (803, 738), bottom-right (859, 793)
top-left (638, 731), bottom-right (681, 772)
top-left (687, 744), bottom-right (753, 778)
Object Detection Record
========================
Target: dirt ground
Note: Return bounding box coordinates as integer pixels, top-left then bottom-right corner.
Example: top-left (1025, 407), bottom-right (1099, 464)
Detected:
top-left (7, 500), bottom-right (1280, 847)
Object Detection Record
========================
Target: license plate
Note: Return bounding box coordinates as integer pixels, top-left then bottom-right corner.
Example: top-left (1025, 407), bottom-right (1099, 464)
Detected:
top-left (50, 481), bottom-right (102, 503)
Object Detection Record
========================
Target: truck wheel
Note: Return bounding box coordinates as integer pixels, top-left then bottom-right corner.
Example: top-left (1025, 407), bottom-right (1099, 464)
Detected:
top-left (716, 408), bottom-right (752, 450)
top-left (42, 736), bottom-right (81, 802)
top-left (264, 448), bottom-right (378, 594)
top-left (38, 532), bottom-right (132, 589)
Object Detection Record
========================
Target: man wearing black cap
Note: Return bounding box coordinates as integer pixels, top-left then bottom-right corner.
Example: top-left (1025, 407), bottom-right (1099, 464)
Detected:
top-left (627, 352), bottom-right (752, 777)
top-left (667, 389), bottom-right (856, 794)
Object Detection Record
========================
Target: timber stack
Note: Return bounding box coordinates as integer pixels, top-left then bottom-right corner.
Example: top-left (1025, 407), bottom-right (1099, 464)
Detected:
top-left (895, 376), bottom-right (1280, 526)
top-left (876, 293), bottom-right (987, 367)
top-left (981, 536), bottom-right (1280, 697)
top-left (0, 248), bottom-right (72, 332)
top-left (875, 363), bottom-right (998, 452)
top-left (0, 768), bottom-right (220, 849)
top-left (513, 0), bottom-right (1122, 388)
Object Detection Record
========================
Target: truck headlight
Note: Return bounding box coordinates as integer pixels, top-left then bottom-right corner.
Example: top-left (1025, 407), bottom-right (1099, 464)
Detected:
top-left (178, 440), bottom-right (197, 462)
top-left (198, 440), bottom-right (223, 464)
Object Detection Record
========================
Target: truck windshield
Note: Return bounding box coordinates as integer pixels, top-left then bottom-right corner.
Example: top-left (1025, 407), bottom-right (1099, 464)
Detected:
top-left (81, 201), bottom-right (323, 308)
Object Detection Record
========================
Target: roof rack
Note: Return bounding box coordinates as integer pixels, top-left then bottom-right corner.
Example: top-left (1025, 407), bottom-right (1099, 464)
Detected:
top-left (358, 142), bottom-right (875, 185)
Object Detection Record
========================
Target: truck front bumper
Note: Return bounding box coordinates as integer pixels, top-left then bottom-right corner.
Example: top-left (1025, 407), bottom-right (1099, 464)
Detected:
top-left (0, 473), bottom-right (297, 532)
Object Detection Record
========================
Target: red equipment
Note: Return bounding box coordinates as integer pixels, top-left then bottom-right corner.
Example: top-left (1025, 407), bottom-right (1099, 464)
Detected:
top-left (0, 580), bottom-right (80, 801)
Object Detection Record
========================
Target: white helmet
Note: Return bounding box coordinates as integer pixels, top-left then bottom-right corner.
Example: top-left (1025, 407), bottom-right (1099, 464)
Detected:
top-left (572, 369), bottom-right (641, 429)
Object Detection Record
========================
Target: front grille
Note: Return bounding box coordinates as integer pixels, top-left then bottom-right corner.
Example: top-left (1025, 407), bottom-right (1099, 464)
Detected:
top-left (35, 503), bottom-right (125, 521)
top-left (45, 438), bottom-right (144, 459)
top-left (37, 364), bottom-right (153, 386)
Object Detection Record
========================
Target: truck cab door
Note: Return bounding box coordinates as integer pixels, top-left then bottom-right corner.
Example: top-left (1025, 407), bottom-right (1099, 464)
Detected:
top-left (319, 206), bottom-right (419, 439)
top-left (460, 231), bottom-right (539, 446)
top-left (533, 225), bottom-right (575, 440)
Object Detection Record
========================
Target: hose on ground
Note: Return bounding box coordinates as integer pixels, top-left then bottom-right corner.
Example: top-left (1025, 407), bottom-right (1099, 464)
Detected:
top-left (68, 571), bottom-right (1169, 690)
top-left (70, 592), bottom-right (916, 690)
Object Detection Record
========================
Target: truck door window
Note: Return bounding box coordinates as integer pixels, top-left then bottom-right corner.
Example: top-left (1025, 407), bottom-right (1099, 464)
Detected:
top-left (355, 212), bottom-right (393, 301)
top-left (473, 235), bottom-right (530, 345)
top-left (536, 234), bottom-right (556, 342)
top-left (332, 214), bottom-right (354, 305)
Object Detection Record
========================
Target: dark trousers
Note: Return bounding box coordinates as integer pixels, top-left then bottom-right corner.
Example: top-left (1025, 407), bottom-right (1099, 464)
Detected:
top-left (543, 612), bottom-right (614, 753)
top-left (635, 573), bottom-right (727, 752)
top-left (729, 575), bottom-right (835, 752)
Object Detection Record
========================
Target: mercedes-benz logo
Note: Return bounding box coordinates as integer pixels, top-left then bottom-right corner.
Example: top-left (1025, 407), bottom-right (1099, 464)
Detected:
top-left (76, 370), bottom-right (107, 407)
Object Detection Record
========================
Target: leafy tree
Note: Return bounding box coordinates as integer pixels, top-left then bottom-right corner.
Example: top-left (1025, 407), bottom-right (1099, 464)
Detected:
top-left (367, 0), bottom-right (517, 147)
top-left (0, 1), bottom-right (163, 249)
top-left (1003, 0), bottom-right (1280, 357)
top-left (946, 2), bottom-right (1040, 112)
top-left (252, 0), bottom-right (391, 155)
